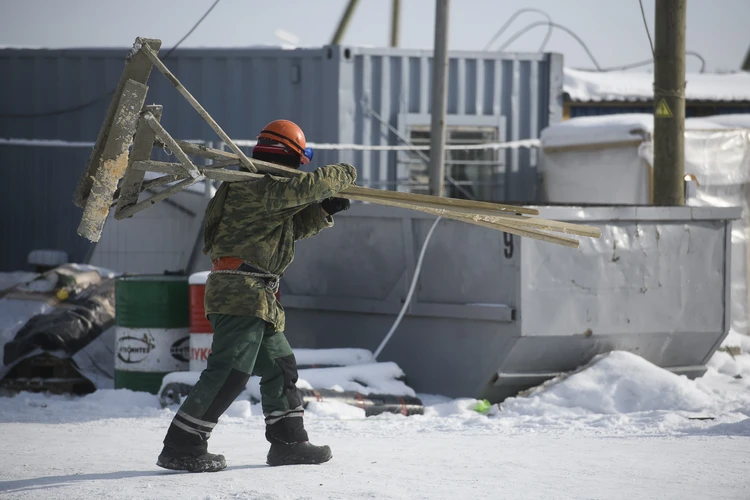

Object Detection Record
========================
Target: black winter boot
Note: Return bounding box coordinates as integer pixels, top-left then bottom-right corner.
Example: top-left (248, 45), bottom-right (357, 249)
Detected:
top-left (266, 441), bottom-right (332, 466)
top-left (156, 445), bottom-right (227, 472)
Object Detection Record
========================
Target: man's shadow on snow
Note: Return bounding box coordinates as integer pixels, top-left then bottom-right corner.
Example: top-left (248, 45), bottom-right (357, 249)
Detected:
top-left (0, 465), bottom-right (266, 494)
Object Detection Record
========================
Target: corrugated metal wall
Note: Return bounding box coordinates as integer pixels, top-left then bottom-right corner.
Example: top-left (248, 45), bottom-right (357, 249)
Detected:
top-left (0, 46), bottom-right (341, 271)
top-left (0, 45), bottom-right (561, 271)
top-left (337, 48), bottom-right (562, 202)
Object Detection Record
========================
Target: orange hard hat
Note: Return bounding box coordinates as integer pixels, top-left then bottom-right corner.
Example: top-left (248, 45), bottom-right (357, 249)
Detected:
top-left (257, 119), bottom-right (309, 164)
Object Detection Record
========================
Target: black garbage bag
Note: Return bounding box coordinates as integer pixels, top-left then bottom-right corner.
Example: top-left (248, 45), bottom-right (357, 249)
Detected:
top-left (3, 278), bottom-right (115, 367)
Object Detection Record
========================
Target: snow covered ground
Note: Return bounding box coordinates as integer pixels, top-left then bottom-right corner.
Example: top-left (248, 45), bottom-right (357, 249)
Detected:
top-left (2, 340), bottom-right (749, 499)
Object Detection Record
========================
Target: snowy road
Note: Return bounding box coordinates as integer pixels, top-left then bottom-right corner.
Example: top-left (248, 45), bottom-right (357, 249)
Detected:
top-left (2, 346), bottom-right (750, 500)
top-left (1, 416), bottom-right (747, 500)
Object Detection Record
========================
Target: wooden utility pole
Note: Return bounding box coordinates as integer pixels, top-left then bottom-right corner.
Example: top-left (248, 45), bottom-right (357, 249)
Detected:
top-left (331, 0), bottom-right (360, 45)
top-left (429, 0), bottom-right (450, 197)
top-left (390, 0), bottom-right (401, 47)
top-left (652, 0), bottom-right (687, 206)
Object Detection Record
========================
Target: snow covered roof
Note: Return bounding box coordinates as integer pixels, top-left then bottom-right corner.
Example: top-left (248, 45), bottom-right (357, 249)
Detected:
top-left (564, 68), bottom-right (750, 103)
top-left (541, 113), bottom-right (749, 149)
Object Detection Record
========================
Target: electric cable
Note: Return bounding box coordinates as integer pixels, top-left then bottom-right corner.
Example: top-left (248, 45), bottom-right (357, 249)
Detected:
top-left (374, 216), bottom-right (442, 360)
top-left (0, 0), bottom-right (221, 119)
top-left (492, 19), bottom-right (706, 73)
top-left (637, 0), bottom-right (655, 56)
top-left (483, 7), bottom-right (553, 52)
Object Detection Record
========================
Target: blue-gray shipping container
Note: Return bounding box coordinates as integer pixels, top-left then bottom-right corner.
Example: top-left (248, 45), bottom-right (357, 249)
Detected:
top-left (0, 45), bottom-right (562, 271)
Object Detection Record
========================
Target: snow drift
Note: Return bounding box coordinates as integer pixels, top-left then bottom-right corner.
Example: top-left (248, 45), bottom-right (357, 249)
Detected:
top-left (500, 351), bottom-right (728, 417)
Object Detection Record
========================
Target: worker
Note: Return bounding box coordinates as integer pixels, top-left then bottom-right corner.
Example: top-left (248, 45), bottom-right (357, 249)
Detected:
top-left (156, 119), bottom-right (356, 472)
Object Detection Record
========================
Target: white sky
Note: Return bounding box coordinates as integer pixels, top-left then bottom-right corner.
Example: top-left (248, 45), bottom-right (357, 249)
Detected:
top-left (0, 0), bottom-right (748, 73)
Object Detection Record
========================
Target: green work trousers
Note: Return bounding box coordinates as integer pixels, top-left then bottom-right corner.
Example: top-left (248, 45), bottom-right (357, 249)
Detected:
top-left (163, 314), bottom-right (308, 454)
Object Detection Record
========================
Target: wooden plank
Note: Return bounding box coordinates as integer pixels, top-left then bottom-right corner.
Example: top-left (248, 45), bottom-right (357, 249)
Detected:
top-left (115, 105), bottom-right (162, 219)
top-left (206, 158), bottom-right (240, 169)
top-left (204, 169), bottom-right (264, 183)
top-left (164, 142), bottom-right (540, 215)
top-left (352, 190), bottom-right (601, 238)
top-left (111, 174), bottom-right (182, 208)
top-left (77, 79), bottom-right (149, 242)
top-left (74, 38), bottom-right (161, 207)
top-left (115, 177), bottom-right (202, 219)
top-left (118, 153), bottom-right (597, 244)
top-left (345, 192), bottom-right (579, 248)
top-left (141, 45), bottom-right (257, 173)
top-left (143, 113), bottom-right (202, 179)
top-left (123, 157), bottom-right (594, 241)
top-left (343, 185), bottom-right (538, 216)
top-left (130, 160), bottom-right (186, 176)
top-left (176, 141), bottom-right (235, 161)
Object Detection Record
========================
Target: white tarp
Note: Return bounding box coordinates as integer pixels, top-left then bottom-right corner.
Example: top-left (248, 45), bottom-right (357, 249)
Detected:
top-left (540, 114), bottom-right (750, 335)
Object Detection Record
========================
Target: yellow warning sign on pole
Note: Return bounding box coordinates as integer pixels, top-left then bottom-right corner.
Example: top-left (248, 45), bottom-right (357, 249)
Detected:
top-left (655, 98), bottom-right (673, 118)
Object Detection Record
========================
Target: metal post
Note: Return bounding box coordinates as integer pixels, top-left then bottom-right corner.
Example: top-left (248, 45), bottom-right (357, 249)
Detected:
top-left (429, 0), bottom-right (450, 197)
top-left (652, 0), bottom-right (686, 206)
top-left (331, 0), bottom-right (360, 45)
top-left (390, 0), bottom-right (401, 47)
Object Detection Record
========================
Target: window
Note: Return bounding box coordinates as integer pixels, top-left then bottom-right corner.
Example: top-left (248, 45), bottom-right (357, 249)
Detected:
top-left (400, 126), bottom-right (502, 201)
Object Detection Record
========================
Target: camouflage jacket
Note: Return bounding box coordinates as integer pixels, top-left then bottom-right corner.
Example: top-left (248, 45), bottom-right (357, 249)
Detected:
top-left (202, 163), bottom-right (357, 331)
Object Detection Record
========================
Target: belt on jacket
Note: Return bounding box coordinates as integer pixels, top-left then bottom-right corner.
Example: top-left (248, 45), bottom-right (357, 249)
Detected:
top-left (211, 256), bottom-right (280, 293)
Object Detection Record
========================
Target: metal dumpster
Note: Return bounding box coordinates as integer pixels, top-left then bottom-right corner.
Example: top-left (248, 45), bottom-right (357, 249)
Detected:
top-left (279, 203), bottom-right (740, 402)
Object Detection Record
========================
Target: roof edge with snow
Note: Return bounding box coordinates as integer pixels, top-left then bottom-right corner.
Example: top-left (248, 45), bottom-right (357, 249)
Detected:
top-left (564, 68), bottom-right (750, 103)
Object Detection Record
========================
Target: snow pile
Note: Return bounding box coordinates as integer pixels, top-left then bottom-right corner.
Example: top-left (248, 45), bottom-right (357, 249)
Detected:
top-left (501, 351), bottom-right (716, 416)
top-left (295, 362), bottom-right (414, 396)
top-left (0, 271), bottom-right (39, 292)
top-left (306, 400), bottom-right (367, 420)
top-left (159, 360), bottom-right (414, 407)
top-left (294, 348), bottom-right (375, 367)
top-left (0, 388), bottom-right (165, 423)
top-left (707, 329), bottom-right (750, 380)
top-left (66, 263), bottom-right (120, 279)
top-left (490, 349), bottom-right (750, 436)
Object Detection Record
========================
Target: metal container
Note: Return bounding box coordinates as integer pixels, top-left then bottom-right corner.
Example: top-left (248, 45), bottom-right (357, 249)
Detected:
top-left (188, 271), bottom-right (212, 372)
top-left (114, 275), bottom-right (190, 393)
top-left (279, 204), bottom-right (740, 402)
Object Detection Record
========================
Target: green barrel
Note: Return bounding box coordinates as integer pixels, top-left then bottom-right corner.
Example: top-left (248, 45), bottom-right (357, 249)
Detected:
top-left (114, 275), bottom-right (190, 394)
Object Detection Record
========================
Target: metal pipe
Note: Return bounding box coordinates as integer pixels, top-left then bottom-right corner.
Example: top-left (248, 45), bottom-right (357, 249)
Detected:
top-left (428, 0), bottom-right (450, 197)
top-left (390, 0), bottom-right (401, 47)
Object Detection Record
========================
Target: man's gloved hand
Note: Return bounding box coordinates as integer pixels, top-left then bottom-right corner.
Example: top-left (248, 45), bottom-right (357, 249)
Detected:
top-left (321, 197), bottom-right (350, 216)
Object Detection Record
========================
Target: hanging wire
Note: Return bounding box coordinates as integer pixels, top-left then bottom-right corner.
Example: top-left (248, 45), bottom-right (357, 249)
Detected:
top-left (483, 7), bottom-right (554, 52)
top-left (0, 0), bottom-right (221, 119)
top-left (492, 18), bottom-right (707, 74)
top-left (599, 51), bottom-right (706, 73)
top-left (495, 20), bottom-right (604, 71)
top-left (638, 0), bottom-right (656, 56)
